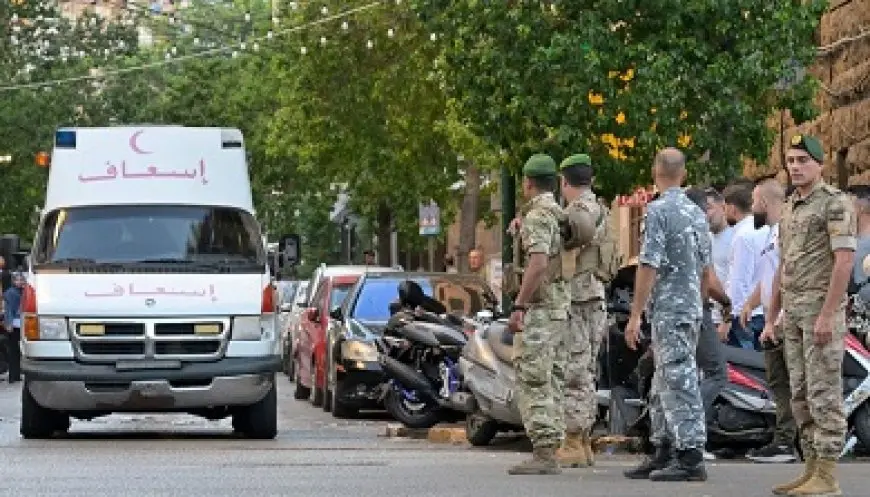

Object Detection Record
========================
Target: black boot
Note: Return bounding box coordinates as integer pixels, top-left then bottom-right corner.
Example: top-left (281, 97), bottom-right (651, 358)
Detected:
top-left (624, 444), bottom-right (673, 479)
top-left (648, 448), bottom-right (707, 482)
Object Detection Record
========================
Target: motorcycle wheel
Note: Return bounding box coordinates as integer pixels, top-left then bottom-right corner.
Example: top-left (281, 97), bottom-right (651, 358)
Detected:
top-left (852, 403), bottom-right (870, 452)
top-left (383, 388), bottom-right (441, 429)
top-left (465, 412), bottom-right (498, 447)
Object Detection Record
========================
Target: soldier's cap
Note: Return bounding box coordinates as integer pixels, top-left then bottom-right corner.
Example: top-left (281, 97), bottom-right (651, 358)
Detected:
top-left (559, 153), bottom-right (592, 169)
top-left (789, 134), bottom-right (824, 163)
top-left (522, 154), bottom-right (557, 177)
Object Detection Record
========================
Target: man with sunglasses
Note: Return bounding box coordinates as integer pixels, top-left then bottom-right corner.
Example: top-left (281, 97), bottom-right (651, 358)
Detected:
top-left (768, 134), bottom-right (855, 496)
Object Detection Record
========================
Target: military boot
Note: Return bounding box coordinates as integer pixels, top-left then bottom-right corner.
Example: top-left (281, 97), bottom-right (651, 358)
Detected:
top-left (555, 433), bottom-right (589, 468)
top-left (582, 431), bottom-right (596, 466)
top-left (624, 443), bottom-right (673, 479)
top-left (648, 448), bottom-right (708, 482)
top-left (772, 459), bottom-right (817, 495)
top-left (788, 459), bottom-right (842, 496)
top-left (507, 447), bottom-right (562, 475)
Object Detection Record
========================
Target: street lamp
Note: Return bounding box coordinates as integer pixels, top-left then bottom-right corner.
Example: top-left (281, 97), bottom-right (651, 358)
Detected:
top-left (0, 155), bottom-right (12, 164)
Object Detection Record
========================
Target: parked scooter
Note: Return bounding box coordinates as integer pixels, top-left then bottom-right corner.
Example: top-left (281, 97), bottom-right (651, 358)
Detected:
top-left (375, 280), bottom-right (477, 429)
top-left (458, 318), bottom-right (526, 446)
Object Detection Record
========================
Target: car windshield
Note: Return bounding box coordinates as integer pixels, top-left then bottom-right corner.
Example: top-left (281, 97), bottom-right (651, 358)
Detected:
top-left (330, 282), bottom-right (354, 310)
top-left (351, 276), bottom-right (491, 322)
top-left (33, 205), bottom-right (265, 268)
top-left (278, 282), bottom-right (296, 304)
top-left (294, 283), bottom-right (309, 304)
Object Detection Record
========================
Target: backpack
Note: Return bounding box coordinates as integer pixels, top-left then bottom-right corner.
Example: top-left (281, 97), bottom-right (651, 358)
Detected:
top-left (591, 204), bottom-right (622, 284)
top-left (564, 200), bottom-right (622, 284)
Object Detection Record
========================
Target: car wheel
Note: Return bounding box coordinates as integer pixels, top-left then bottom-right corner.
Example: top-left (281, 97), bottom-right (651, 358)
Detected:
top-left (282, 342), bottom-right (293, 377)
top-left (20, 382), bottom-right (70, 439)
top-left (232, 377), bottom-right (278, 439)
top-left (311, 356), bottom-right (324, 407)
top-left (322, 368), bottom-right (333, 412)
top-left (293, 363), bottom-right (311, 400)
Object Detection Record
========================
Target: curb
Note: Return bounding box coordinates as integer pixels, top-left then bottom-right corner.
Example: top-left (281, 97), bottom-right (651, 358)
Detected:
top-left (383, 423), bottom-right (642, 452)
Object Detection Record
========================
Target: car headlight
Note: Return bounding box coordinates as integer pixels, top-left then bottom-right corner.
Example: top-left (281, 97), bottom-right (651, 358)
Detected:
top-left (38, 317), bottom-right (69, 340)
top-left (340, 340), bottom-right (379, 362)
top-left (232, 316), bottom-right (264, 341)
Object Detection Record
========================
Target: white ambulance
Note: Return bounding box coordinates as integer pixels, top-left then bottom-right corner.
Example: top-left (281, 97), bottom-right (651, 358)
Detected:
top-left (20, 126), bottom-right (286, 439)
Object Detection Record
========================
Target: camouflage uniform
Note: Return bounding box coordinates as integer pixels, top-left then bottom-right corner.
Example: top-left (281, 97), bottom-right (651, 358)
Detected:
top-left (514, 191), bottom-right (571, 449)
top-left (640, 187), bottom-right (711, 451)
top-left (563, 189), bottom-right (607, 434)
top-left (779, 180), bottom-right (855, 460)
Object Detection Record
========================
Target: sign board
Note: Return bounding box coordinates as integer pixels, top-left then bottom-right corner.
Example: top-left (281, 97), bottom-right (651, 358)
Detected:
top-left (616, 187), bottom-right (656, 207)
top-left (419, 201), bottom-right (440, 236)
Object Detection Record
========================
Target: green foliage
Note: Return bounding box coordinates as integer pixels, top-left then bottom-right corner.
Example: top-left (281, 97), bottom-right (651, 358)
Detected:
top-left (0, 1), bottom-right (140, 238)
top-left (413, 0), bottom-right (827, 196)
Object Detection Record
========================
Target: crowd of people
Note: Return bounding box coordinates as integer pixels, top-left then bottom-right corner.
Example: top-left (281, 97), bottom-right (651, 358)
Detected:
top-left (506, 134), bottom-right (856, 496)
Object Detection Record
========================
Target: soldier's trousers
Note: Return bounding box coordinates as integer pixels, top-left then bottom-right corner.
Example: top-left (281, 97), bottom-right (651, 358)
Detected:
top-left (564, 300), bottom-right (606, 433)
top-left (781, 308), bottom-right (846, 459)
top-left (649, 317), bottom-right (707, 450)
top-left (514, 308), bottom-right (570, 449)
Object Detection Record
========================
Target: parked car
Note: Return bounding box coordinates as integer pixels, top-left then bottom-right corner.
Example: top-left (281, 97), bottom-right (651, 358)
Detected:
top-left (323, 271), bottom-right (497, 418)
top-left (280, 280), bottom-right (308, 378)
top-left (293, 265), bottom-right (401, 405)
top-left (277, 280), bottom-right (298, 330)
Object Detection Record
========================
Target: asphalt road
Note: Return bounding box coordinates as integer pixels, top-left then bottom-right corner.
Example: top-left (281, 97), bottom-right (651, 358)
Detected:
top-left (0, 375), bottom-right (866, 497)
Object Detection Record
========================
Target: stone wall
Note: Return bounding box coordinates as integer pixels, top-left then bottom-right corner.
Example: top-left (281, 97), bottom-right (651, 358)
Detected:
top-left (747, 0), bottom-right (870, 186)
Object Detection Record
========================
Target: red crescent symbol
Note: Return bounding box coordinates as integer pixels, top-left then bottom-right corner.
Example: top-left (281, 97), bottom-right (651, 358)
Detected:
top-left (130, 130), bottom-right (152, 155)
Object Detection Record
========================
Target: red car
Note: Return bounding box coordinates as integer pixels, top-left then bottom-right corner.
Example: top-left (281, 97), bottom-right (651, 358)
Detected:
top-left (293, 265), bottom-right (400, 405)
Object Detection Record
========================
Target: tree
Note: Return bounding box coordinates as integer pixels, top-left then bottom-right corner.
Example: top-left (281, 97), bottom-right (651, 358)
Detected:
top-left (413, 1), bottom-right (826, 198)
top-left (0, 1), bottom-right (140, 236)
top-left (261, 0), bottom-right (468, 262)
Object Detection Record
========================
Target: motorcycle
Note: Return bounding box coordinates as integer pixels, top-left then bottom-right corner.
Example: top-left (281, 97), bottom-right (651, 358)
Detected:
top-left (607, 263), bottom-right (870, 457)
top-left (375, 280), bottom-right (477, 429)
top-left (602, 262), bottom-right (777, 453)
top-left (457, 318), bottom-right (526, 446)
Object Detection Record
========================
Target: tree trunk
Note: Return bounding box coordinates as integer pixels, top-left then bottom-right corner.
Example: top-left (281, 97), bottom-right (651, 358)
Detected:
top-left (457, 163), bottom-right (481, 273)
top-left (376, 202), bottom-right (392, 267)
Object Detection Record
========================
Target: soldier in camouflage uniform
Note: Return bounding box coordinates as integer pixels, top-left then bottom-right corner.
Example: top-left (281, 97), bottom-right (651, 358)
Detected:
top-left (624, 148), bottom-right (712, 482)
top-left (507, 154), bottom-right (571, 475)
top-left (553, 153), bottom-right (607, 468)
top-left (767, 134), bottom-right (855, 497)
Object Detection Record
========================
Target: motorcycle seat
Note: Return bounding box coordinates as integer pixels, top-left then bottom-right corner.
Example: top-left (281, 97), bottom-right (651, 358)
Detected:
top-left (486, 326), bottom-right (515, 364)
top-left (723, 344), bottom-right (766, 370)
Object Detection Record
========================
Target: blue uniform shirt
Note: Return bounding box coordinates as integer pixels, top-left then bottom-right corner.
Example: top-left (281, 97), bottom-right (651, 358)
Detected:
top-left (639, 187), bottom-right (713, 322)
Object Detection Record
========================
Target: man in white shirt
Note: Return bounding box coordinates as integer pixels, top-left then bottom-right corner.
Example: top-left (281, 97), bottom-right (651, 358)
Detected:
top-left (723, 182), bottom-right (770, 349)
top-left (740, 179), bottom-right (796, 463)
top-left (705, 189), bottom-right (736, 325)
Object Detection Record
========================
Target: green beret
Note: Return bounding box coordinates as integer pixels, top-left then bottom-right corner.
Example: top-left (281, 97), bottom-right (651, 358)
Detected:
top-left (560, 153), bottom-right (592, 169)
top-left (523, 154), bottom-right (557, 177)
top-left (789, 134), bottom-right (824, 163)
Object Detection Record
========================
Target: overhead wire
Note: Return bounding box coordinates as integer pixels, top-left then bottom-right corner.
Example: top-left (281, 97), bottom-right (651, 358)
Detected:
top-left (0, 1), bottom-right (384, 92)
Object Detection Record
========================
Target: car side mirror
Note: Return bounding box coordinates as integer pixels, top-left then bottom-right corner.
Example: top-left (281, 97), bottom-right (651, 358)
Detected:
top-left (329, 307), bottom-right (343, 321)
top-left (279, 233), bottom-right (301, 268)
top-left (306, 307), bottom-right (320, 322)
